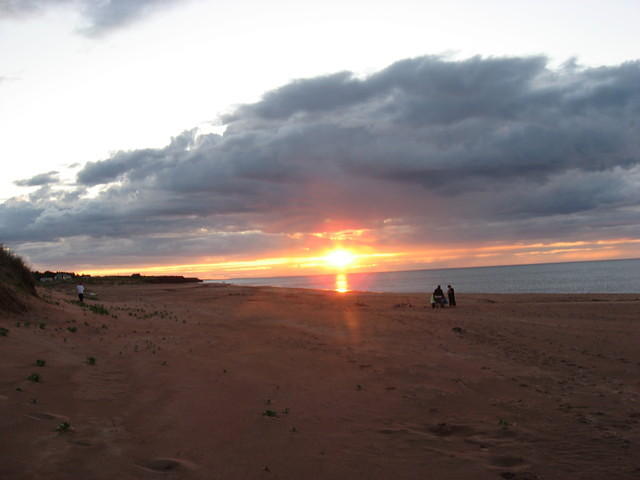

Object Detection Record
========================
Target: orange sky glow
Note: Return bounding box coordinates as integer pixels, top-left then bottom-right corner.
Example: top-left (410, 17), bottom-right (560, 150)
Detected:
top-left (77, 237), bottom-right (640, 279)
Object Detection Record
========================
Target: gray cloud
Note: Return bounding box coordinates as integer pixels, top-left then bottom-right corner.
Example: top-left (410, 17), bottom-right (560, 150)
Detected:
top-left (0, 0), bottom-right (186, 36)
top-left (3, 55), bottom-right (640, 270)
top-left (14, 171), bottom-right (59, 187)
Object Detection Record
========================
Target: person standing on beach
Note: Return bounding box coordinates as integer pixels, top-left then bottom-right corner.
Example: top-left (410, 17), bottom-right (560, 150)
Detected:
top-left (447, 285), bottom-right (456, 307)
top-left (76, 283), bottom-right (85, 303)
top-left (433, 285), bottom-right (446, 307)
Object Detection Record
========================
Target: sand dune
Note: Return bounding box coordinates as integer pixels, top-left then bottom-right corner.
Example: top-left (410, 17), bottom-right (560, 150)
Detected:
top-left (1, 283), bottom-right (639, 479)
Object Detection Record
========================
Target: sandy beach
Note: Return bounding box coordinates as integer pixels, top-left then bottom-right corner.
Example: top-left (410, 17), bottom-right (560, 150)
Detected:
top-left (1, 283), bottom-right (639, 479)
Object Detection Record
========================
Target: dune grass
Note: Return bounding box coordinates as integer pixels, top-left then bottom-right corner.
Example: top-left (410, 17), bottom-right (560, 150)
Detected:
top-left (0, 245), bottom-right (37, 313)
top-left (0, 244), bottom-right (36, 295)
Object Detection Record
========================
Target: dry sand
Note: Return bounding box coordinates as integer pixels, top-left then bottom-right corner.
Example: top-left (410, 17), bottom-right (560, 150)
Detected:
top-left (1, 283), bottom-right (639, 479)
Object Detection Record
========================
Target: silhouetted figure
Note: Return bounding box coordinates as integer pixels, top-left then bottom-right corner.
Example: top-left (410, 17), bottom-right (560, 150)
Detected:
top-left (447, 284), bottom-right (456, 307)
top-left (76, 283), bottom-right (84, 303)
top-left (433, 285), bottom-right (446, 307)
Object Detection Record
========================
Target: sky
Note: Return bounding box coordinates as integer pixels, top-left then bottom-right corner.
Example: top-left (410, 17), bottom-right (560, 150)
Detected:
top-left (1, 0), bottom-right (640, 279)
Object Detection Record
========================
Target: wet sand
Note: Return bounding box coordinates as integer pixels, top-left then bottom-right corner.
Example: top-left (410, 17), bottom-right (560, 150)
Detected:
top-left (1, 283), bottom-right (639, 479)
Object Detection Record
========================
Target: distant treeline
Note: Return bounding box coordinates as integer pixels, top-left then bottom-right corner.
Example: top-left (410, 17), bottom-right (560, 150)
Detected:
top-left (34, 271), bottom-right (201, 284)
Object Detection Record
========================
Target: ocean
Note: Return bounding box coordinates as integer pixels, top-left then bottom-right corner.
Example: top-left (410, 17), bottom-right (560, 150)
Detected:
top-left (205, 258), bottom-right (640, 294)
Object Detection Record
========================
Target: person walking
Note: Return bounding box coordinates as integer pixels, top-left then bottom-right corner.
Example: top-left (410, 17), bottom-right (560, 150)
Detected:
top-left (76, 283), bottom-right (85, 303)
top-left (447, 284), bottom-right (456, 307)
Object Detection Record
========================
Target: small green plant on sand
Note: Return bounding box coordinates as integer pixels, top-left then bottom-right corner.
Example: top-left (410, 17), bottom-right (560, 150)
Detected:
top-left (27, 373), bottom-right (41, 382)
top-left (498, 418), bottom-right (511, 428)
top-left (39, 322), bottom-right (46, 329)
top-left (55, 422), bottom-right (71, 433)
top-left (35, 359), bottom-right (46, 367)
top-left (0, 327), bottom-right (9, 336)
top-left (87, 304), bottom-right (109, 315)
top-left (67, 326), bottom-right (77, 333)
top-left (86, 356), bottom-right (96, 365)
top-left (262, 410), bottom-right (278, 417)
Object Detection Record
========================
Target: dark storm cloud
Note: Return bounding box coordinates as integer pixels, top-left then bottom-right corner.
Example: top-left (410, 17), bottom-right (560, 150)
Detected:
top-left (0, 0), bottom-right (185, 35)
top-left (14, 171), bottom-right (59, 187)
top-left (3, 55), bottom-right (640, 268)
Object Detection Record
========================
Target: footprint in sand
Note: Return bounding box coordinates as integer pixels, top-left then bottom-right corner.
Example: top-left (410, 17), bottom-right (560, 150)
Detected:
top-left (499, 472), bottom-right (539, 479)
top-left (25, 412), bottom-right (68, 422)
top-left (490, 455), bottom-right (526, 468)
top-left (140, 458), bottom-right (196, 473)
top-left (489, 456), bottom-right (537, 479)
top-left (428, 423), bottom-right (475, 437)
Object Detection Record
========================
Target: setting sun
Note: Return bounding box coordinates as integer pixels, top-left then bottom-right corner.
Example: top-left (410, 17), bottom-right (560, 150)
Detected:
top-left (324, 249), bottom-right (357, 269)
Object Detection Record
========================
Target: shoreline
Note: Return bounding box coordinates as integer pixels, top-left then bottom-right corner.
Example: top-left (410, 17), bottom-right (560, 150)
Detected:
top-left (203, 257), bottom-right (640, 294)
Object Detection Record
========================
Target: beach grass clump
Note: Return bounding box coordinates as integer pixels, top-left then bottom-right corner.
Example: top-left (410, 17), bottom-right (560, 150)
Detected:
top-left (55, 421), bottom-right (71, 433)
top-left (86, 356), bottom-right (96, 365)
top-left (262, 409), bottom-right (279, 417)
top-left (35, 359), bottom-right (46, 367)
top-left (67, 326), bottom-right (77, 333)
top-left (27, 373), bottom-right (41, 382)
top-left (87, 304), bottom-right (109, 315)
top-left (70, 300), bottom-right (109, 315)
top-left (0, 327), bottom-right (9, 336)
top-left (498, 418), bottom-right (511, 428)
top-left (0, 244), bottom-right (36, 296)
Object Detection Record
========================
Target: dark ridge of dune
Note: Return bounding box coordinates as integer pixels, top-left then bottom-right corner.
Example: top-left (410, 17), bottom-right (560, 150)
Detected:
top-left (0, 244), bottom-right (37, 313)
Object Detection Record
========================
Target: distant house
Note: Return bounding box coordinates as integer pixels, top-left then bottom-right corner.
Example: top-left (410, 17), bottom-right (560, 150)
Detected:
top-left (39, 277), bottom-right (54, 283)
top-left (54, 273), bottom-right (73, 281)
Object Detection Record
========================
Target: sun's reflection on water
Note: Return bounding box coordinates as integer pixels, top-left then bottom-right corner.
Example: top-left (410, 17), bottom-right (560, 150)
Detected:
top-left (335, 273), bottom-right (349, 293)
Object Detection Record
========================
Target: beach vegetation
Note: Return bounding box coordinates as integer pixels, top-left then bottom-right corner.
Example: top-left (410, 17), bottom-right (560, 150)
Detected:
top-left (498, 418), bottom-right (511, 428)
top-left (0, 244), bottom-right (36, 295)
top-left (70, 300), bottom-right (109, 315)
top-left (86, 356), bottom-right (96, 365)
top-left (87, 304), bottom-right (109, 315)
top-left (67, 326), bottom-right (77, 333)
top-left (35, 359), bottom-right (46, 367)
top-left (262, 409), bottom-right (278, 417)
top-left (27, 373), bottom-right (41, 382)
top-left (0, 327), bottom-right (9, 336)
top-left (55, 421), bottom-right (71, 433)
